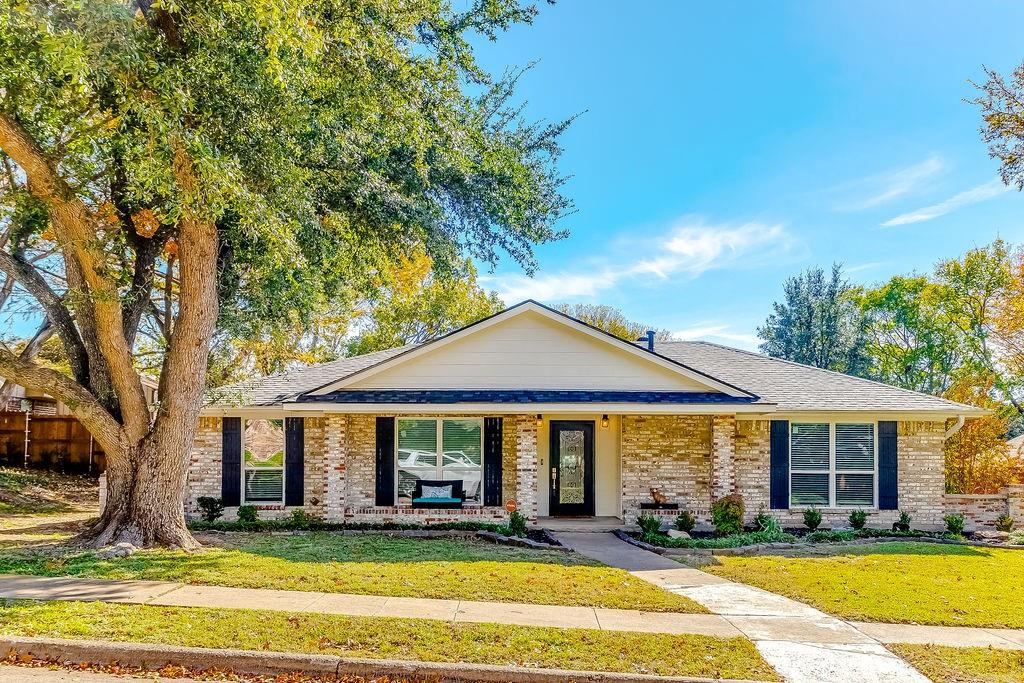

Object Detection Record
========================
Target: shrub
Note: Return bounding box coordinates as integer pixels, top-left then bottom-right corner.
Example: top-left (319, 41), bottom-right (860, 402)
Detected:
top-left (236, 505), bottom-right (259, 526)
top-left (508, 511), bottom-right (527, 538)
top-left (893, 510), bottom-right (912, 532)
top-left (675, 510), bottom-right (697, 533)
top-left (849, 509), bottom-right (867, 530)
top-left (196, 496), bottom-right (224, 522)
top-left (803, 507), bottom-right (822, 531)
top-left (996, 514), bottom-right (1014, 532)
top-left (641, 528), bottom-right (795, 549)
top-left (289, 509), bottom-right (315, 529)
top-left (753, 509), bottom-right (774, 532)
top-left (637, 513), bottom-right (663, 540)
top-left (757, 515), bottom-right (782, 536)
top-left (710, 494), bottom-right (745, 536)
top-left (944, 513), bottom-right (965, 536)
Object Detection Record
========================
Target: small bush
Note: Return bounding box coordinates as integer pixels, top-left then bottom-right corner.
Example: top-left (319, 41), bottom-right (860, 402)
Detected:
top-left (849, 509), bottom-right (867, 530)
top-left (757, 515), bottom-right (782, 535)
top-left (996, 514), bottom-right (1014, 532)
top-left (893, 510), bottom-right (912, 532)
top-left (944, 513), bottom-right (965, 536)
top-left (196, 496), bottom-right (224, 522)
top-left (236, 505), bottom-right (259, 526)
top-left (803, 507), bottom-right (822, 531)
top-left (641, 528), bottom-right (795, 549)
top-left (753, 509), bottom-right (774, 532)
top-left (675, 510), bottom-right (697, 533)
top-left (508, 511), bottom-right (528, 538)
top-left (637, 513), bottom-right (663, 540)
top-left (710, 494), bottom-right (745, 536)
top-left (289, 509), bottom-right (315, 529)
top-left (1009, 529), bottom-right (1024, 545)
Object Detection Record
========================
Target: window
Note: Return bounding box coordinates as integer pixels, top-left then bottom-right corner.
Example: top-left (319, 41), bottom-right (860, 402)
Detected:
top-left (790, 422), bottom-right (876, 507)
top-left (396, 418), bottom-right (483, 505)
top-left (243, 419), bottom-right (285, 503)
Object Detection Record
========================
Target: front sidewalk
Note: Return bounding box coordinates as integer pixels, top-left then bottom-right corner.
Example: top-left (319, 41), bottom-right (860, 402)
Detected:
top-left (0, 573), bottom-right (738, 637)
top-left (0, 568), bottom-right (1021, 652)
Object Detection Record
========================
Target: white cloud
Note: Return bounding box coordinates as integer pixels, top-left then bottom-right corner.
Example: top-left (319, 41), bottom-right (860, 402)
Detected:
top-left (671, 322), bottom-right (761, 350)
top-left (485, 220), bottom-right (796, 302)
top-left (844, 261), bottom-right (884, 274)
top-left (844, 155), bottom-right (946, 210)
top-left (881, 179), bottom-right (1010, 227)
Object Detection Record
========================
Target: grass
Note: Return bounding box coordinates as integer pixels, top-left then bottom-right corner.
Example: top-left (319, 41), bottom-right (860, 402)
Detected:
top-left (0, 600), bottom-right (780, 680)
top-left (0, 532), bottom-right (704, 612)
top-left (639, 529), bottom-right (797, 549)
top-left (890, 645), bottom-right (1024, 683)
top-left (705, 541), bottom-right (1024, 627)
top-left (0, 468), bottom-right (95, 516)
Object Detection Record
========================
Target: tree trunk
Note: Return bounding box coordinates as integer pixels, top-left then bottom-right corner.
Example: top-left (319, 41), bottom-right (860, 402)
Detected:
top-left (81, 428), bottom-right (199, 550)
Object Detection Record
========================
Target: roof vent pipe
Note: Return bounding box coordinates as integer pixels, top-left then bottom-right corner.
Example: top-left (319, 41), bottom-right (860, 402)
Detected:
top-left (637, 330), bottom-right (655, 352)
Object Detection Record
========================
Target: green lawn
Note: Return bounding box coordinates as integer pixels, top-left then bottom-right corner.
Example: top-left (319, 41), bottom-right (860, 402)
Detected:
top-left (0, 532), bottom-right (704, 612)
top-left (0, 600), bottom-right (779, 680)
top-left (891, 645), bottom-right (1024, 683)
top-left (705, 542), bottom-right (1024, 627)
top-left (0, 468), bottom-right (95, 517)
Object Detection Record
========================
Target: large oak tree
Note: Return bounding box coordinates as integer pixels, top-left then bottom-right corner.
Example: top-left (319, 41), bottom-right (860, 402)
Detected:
top-left (0, 0), bottom-right (570, 548)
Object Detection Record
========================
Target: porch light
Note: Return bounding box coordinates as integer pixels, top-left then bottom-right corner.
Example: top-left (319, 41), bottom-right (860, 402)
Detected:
top-left (536, 414), bottom-right (543, 426)
top-left (601, 414), bottom-right (609, 428)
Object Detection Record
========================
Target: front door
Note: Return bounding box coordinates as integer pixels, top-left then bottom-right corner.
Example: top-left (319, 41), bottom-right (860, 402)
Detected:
top-left (549, 420), bottom-right (595, 516)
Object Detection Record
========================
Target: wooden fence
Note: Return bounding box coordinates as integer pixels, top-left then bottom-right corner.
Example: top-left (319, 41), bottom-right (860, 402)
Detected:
top-left (0, 412), bottom-right (105, 473)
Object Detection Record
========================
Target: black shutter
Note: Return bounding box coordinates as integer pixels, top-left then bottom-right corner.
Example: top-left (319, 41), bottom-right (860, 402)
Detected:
top-left (221, 417), bottom-right (242, 506)
top-left (375, 416), bottom-right (396, 506)
top-left (284, 417), bottom-right (305, 506)
top-left (878, 420), bottom-right (898, 510)
top-left (769, 420), bottom-right (789, 510)
top-left (483, 417), bottom-right (504, 506)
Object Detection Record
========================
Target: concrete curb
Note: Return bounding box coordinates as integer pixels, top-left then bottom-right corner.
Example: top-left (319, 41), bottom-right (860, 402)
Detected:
top-left (0, 636), bottom-right (770, 683)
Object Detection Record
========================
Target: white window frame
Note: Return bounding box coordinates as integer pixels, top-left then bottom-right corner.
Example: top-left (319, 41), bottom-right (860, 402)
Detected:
top-left (789, 421), bottom-right (878, 509)
top-left (395, 417), bottom-right (485, 507)
top-left (242, 418), bottom-right (286, 505)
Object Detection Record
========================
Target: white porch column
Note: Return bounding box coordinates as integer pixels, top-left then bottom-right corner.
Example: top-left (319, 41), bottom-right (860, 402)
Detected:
top-left (514, 415), bottom-right (539, 521)
top-left (323, 413), bottom-right (347, 522)
top-left (710, 414), bottom-right (737, 501)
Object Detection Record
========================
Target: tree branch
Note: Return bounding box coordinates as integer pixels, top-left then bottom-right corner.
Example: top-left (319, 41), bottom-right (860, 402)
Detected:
top-left (0, 248), bottom-right (90, 386)
top-left (0, 344), bottom-right (123, 456)
top-left (0, 112), bottom-right (150, 438)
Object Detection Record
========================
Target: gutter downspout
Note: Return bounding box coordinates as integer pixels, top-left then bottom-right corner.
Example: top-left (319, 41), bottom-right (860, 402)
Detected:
top-left (944, 414), bottom-right (966, 439)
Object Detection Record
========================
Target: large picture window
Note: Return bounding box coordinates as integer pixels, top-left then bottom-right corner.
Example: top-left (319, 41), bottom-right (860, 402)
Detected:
top-left (243, 419), bottom-right (285, 503)
top-left (396, 418), bottom-right (483, 505)
top-left (790, 422), bottom-right (875, 508)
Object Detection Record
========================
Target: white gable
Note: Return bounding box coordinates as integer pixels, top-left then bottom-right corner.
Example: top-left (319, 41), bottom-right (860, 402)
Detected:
top-left (328, 306), bottom-right (739, 393)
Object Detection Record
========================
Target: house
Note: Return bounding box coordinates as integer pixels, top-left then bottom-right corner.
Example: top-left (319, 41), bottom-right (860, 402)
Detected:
top-left (190, 300), bottom-right (985, 529)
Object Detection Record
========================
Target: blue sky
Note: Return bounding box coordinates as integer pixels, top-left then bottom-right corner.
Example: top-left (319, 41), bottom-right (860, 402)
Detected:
top-left (470, 1), bottom-right (1024, 349)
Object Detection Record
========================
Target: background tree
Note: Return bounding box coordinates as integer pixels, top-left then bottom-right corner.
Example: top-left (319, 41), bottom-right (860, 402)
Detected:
top-left (757, 264), bottom-right (870, 375)
top-left (973, 61), bottom-right (1024, 190)
top-left (858, 276), bottom-right (966, 395)
top-left (347, 249), bottom-right (504, 355)
top-left (0, 0), bottom-right (571, 548)
top-left (553, 303), bottom-right (671, 342)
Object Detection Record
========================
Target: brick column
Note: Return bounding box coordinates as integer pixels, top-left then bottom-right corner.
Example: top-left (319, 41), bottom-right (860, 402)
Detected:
top-left (1009, 485), bottom-right (1024, 529)
top-left (515, 415), bottom-right (539, 522)
top-left (322, 413), bottom-right (347, 522)
top-left (710, 414), bottom-right (736, 501)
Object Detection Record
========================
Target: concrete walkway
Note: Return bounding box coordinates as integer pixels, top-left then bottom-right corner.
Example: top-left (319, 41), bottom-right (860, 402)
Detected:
top-left (554, 532), bottom-right (929, 683)
top-left (0, 573), bottom-right (740, 637)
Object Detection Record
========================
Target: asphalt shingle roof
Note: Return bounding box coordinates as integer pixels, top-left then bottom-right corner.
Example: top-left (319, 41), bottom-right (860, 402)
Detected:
top-left (209, 339), bottom-right (982, 414)
top-left (302, 389), bottom-right (760, 405)
top-left (653, 341), bottom-right (982, 413)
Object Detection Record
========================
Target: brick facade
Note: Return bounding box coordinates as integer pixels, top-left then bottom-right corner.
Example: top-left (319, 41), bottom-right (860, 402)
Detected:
top-left (620, 415), bottom-right (712, 524)
top-left (188, 412), bottom-right (952, 529)
top-left (186, 413), bottom-right (530, 523)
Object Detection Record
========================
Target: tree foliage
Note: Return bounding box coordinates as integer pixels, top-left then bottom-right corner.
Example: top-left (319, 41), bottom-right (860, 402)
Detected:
top-left (973, 61), bottom-right (1024, 190)
top-left (0, 0), bottom-right (571, 547)
top-left (757, 264), bottom-right (869, 376)
top-left (347, 249), bottom-right (504, 356)
top-left (553, 303), bottom-right (672, 342)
